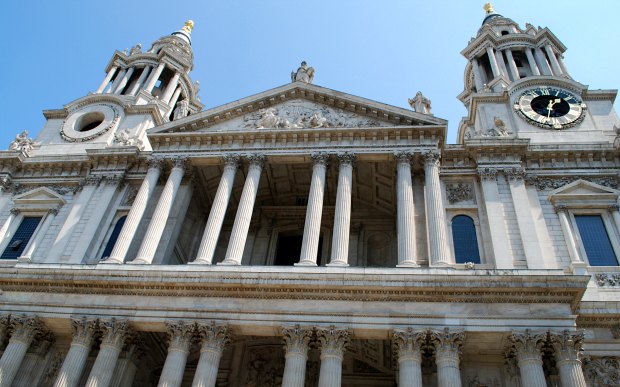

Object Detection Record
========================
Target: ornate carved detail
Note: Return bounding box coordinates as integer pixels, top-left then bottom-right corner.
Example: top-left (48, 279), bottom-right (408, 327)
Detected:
top-left (173, 99), bottom-right (190, 121)
top-left (165, 321), bottom-right (195, 352)
top-left (13, 184), bottom-right (78, 196)
top-left (70, 317), bottom-right (98, 347)
top-left (246, 154), bottom-right (266, 169)
top-left (146, 156), bottom-right (164, 170)
top-left (391, 328), bottom-right (427, 360)
top-left (311, 152), bottom-right (329, 166)
top-left (608, 204), bottom-right (620, 213)
top-left (555, 204), bottom-right (569, 213)
top-left (408, 91), bottom-right (432, 115)
top-left (122, 185), bottom-right (138, 206)
top-left (549, 330), bottom-right (584, 363)
top-left (595, 273), bottom-right (620, 287)
top-left (60, 104), bottom-right (120, 143)
top-left (394, 151), bottom-right (413, 164)
top-left (8, 130), bottom-right (37, 153)
top-left (504, 167), bottom-right (526, 181)
top-left (612, 325), bottom-right (620, 340)
top-left (582, 357), bottom-right (620, 387)
top-left (446, 182), bottom-right (475, 204)
top-left (477, 167), bottom-right (498, 181)
top-left (9, 315), bottom-right (44, 343)
top-left (171, 157), bottom-right (191, 172)
top-left (9, 208), bottom-right (21, 215)
top-left (104, 173), bottom-right (125, 185)
top-left (422, 150), bottom-right (440, 166)
top-left (196, 321), bottom-right (232, 353)
top-left (83, 175), bottom-right (103, 187)
top-left (282, 324), bottom-right (313, 355)
top-left (99, 318), bottom-right (130, 349)
top-left (316, 326), bottom-right (351, 359)
top-left (291, 61), bottom-right (315, 84)
top-left (47, 208), bottom-right (59, 216)
top-left (430, 328), bottom-right (464, 358)
top-left (526, 176), bottom-right (619, 190)
top-left (29, 329), bottom-right (55, 355)
top-left (464, 117), bottom-right (512, 139)
top-left (222, 154), bottom-right (241, 170)
top-left (508, 330), bottom-right (547, 361)
top-left (336, 152), bottom-right (356, 166)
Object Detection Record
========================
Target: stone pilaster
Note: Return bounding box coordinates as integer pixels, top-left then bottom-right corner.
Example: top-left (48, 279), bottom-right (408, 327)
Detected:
top-left (395, 152), bottom-right (418, 267)
top-left (423, 151), bottom-right (451, 266)
top-left (222, 154), bottom-right (265, 265)
top-left (509, 330), bottom-right (548, 387)
top-left (316, 326), bottom-right (351, 387)
top-left (193, 155), bottom-right (239, 264)
top-left (106, 157), bottom-right (163, 264)
top-left (133, 157), bottom-right (188, 264)
top-left (430, 328), bottom-right (464, 387)
top-left (549, 331), bottom-right (587, 387)
top-left (329, 153), bottom-right (355, 266)
top-left (192, 322), bottom-right (232, 387)
top-left (477, 167), bottom-right (512, 268)
top-left (281, 325), bottom-right (313, 387)
top-left (54, 318), bottom-right (98, 387)
top-left (391, 328), bottom-right (426, 387)
top-left (85, 319), bottom-right (129, 387)
top-left (18, 208), bottom-right (58, 262)
top-left (158, 321), bottom-right (194, 387)
top-left (0, 315), bottom-right (43, 387)
top-left (298, 153), bottom-right (328, 266)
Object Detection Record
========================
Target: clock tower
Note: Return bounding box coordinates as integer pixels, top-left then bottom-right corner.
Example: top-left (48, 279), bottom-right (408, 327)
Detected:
top-left (457, 3), bottom-right (619, 144)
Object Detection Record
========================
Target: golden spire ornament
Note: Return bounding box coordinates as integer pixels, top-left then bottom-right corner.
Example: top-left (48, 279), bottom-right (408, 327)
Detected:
top-left (483, 3), bottom-right (494, 14)
top-left (182, 20), bottom-right (194, 35)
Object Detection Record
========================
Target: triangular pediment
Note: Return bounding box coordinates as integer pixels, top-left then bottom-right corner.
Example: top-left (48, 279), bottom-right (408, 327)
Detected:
top-left (549, 179), bottom-right (619, 205)
top-left (149, 82), bottom-right (446, 135)
top-left (13, 187), bottom-right (67, 206)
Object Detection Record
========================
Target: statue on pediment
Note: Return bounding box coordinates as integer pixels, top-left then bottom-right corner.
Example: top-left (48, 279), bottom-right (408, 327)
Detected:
top-left (113, 128), bottom-right (144, 149)
top-left (409, 91), bottom-right (432, 115)
top-left (291, 61), bottom-right (315, 84)
top-left (308, 112), bottom-right (331, 128)
top-left (129, 44), bottom-right (142, 55)
top-left (173, 99), bottom-right (190, 120)
top-left (255, 108), bottom-right (301, 129)
top-left (9, 130), bottom-right (36, 153)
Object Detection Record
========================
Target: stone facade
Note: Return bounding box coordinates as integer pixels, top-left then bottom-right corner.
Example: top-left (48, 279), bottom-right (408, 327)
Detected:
top-left (0, 8), bottom-right (618, 387)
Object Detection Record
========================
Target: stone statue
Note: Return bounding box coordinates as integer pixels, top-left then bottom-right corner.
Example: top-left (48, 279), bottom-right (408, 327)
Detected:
top-left (129, 44), bottom-right (142, 55)
top-left (173, 99), bottom-right (190, 120)
top-left (408, 91), bottom-right (432, 114)
top-left (193, 81), bottom-right (201, 101)
top-left (489, 117), bottom-right (509, 136)
top-left (9, 130), bottom-right (36, 153)
top-left (291, 61), bottom-right (315, 84)
top-left (113, 129), bottom-right (144, 149)
top-left (255, 108), bottom-right (300, 129)
top-left (309, 112), bottom-right (330, 128)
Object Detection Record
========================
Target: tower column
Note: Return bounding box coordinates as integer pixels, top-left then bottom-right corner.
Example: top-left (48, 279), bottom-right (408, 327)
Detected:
top-left (486, 46), bottom-right (500, 79)
top-left (504, 49), bottom-right (521, 80)
top-left (471, 58), bottom-right (485, 92)
top-left (53, 318), bottom-right (98, 387)
top-left (525, 48), bottom-right (541, 76)
top-left (298, 153), bottom-right (328, 266)
top-left (162, 72), bottom-right (181, 103)
top-left (534, 48), bottom-right (553, 75)
top-left (509, 330), bottom-right (548, 387)
top-left (221, 155), bottom-right (265, 265)
top-left (316, 327), bottom-right (351, 387)
top-left (128, 66), bottom-right (151, 96)
top-left (108, 69), bottom-right (127, 95)
top-left (556, 205), bottom-right (583, 263)
top-left (97, 66), bottom-right (118, 94)
top-left (392, 328), bottom-right (426, 387)
top-left (557, 54), bottom-right (570, 77)
top-left (550, 331), bottom-right (587, 387)
top-left (193, 155), bottom-right (239, 265)
top-left (544, 45), bottom-right (564, 76)
top-left (85, 319), bottom-right (129, 387)
top-left (424, 151), bottom-right (450, 266)
top-left (113, 67), bottom-right (135, 94)
top-left (157, 322), bottom-right (194, 387)
top-left (0, 316), bottom-right (43, 387)
top-left (395, 152), bottom-right (418, 267)
top-left (168, 88), bottom-right (183, 119)
top-left (281, 325), bottom-right (313, 387)
top-left (328, 153), bottom-right (355, 266)
top-left (18, 208), bottom-right (58, 262)
top-left (144, 63), bottom-right (166, 94)
top-left (132, 158), bottom-right (188, 265)
top-left (495, 50), bottom-right (510, 79)
top-left (192, 323), bottom-right (231, 387)
top-left (431, 328), bottom-right (464, 387)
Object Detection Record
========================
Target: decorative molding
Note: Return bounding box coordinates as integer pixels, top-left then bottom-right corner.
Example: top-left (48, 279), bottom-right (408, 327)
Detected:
top-left (391, 328), bottom-right (427, 360)
top-left (526, 175), bottom-right (619, 190)
top-left (196, 322), bottom-right (232, 353)
top-left (595, 273), bottom-right (620, 287)
top-left (99, 318), bottom-right (130, 349)
top-left (165, 320), bottom-right (194, 352)
top-left (316, 326), bottom-right (351, 359)
top-left (477, 167), bottom-right (498, 180)
top-left (311, 152), bottom-right (329, 166)
top-left (70, 317), bottom-right (98, 347)
top-left (582, 357), bottom-right (620, 387)
top-left (504, 167), bottom-right (526, 181)
top-left (445, 182), bottom-right (475, 204)
top-left (282, 324), bottom-right (313, 355)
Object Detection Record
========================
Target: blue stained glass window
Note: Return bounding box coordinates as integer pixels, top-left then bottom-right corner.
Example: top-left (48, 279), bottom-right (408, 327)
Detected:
top-left (1, 216), bottom-right (43, 259)
top-left (101, 215), bottom-right (127, 259)
top-left (574, 215), bottom-right (618, 266)
top-left (451, 215), bottom-right (481, 264)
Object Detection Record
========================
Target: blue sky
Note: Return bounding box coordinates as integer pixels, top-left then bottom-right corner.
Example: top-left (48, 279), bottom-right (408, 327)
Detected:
top-left (1, 0), bottom-right (618, 147)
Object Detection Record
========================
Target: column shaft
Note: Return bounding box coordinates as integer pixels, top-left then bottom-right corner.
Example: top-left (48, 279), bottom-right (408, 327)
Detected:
top-left (495, 50), bottom-right (509, 78)
top-left (168, 88), bottom-right (183, 119)
top-left (557, 208), bottom-right (582, 263)
top-left (158, 350), bottom-right (189, 387)
top-left (505, 49), bottom-right (521, 81)
top-left (318, 356), bottom-right (342, 387)
top-left (517, 358), bottom-right (547, 387)
top-left (54, 319), bottom-right (96, 387)
top-left (108, 69), bottom-right (127, 94)
top-left (557, 360), bottom-right (587, 387)
top-left (329, 154), bottom-right (355, 266)
top-left (431, 329), bottom-right (464, 387)
top-left (316, 327), bottom-right (350, 387)
top-left (544, 45), bottom-right (563, 76)
top-left (610, 206), bottom-right (620, 235)
top-left (282, 326), bottom-right (312, 387)
top-left (128, 66), bottom-right (151, 96)
top-left (471, 58), bottom-right (485, 92)
top-left (525, 48), bottom-right (541, 75)
top-left (392, 329), bottom-right (425, 387)
top-left (511, 331), bottom-right (548, 387)
top-left (97, 66), bottom-right (118, 93)
top-left (424, 153), bottom-right (450, 266)
top-left (0, 209), bottom-right (19, 241)
top-left (192, 323), bottom-right (231, 387)
top-left (162, 72), bottom-right (181, 103)
top-left (298, 154), bottom-right (328, 266)
top-left (486, 47), bottom-right (500, 78)
top-left (114, 67), bottom-right (135, 95)
top-left (85, 320), bottom-right (128, 387)
top-left (396, 153), bottom-right (417, 266)
top-left (144, 63), bottom-right (165, 94)
top-left (478, 169), bottom-right (513, 268)
top-left (0, 340), bottom-right (30, 387)
top-left (534, 48), bottom-right (553, 75)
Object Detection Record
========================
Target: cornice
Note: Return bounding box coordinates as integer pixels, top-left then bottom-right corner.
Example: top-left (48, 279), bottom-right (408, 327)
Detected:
top-left (462, 27), bottom-right (566, 59)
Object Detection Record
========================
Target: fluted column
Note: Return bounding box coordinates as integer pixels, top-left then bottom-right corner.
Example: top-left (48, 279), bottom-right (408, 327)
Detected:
top-left (127, 66), bottom-right (151, 96)
top-left (525, 48), bottom-right (541, 75)
top-left (54, 318), bottom-right (98, 387)
top-left (114, 67), bottom-right (135, 95)
top-left (486, 46), bottom-right (500, 79)
top-left (105, 157), bottom-right (163, 264)
top-left (144, 63), bottom-right (165, 94)
top-left (431, 328), bottom-right (464, 387)
top-left (108, 69), bottom-right (127, 95)
top-left (509, 330), bottom-right (548, 387)
top-left (316, 326), bottom-right (351, 387)
top-left (192, 323), bottom-right (232, 387)
top-left (550, 331), bottom-right (587, 387)
top-left (221, 155), bottom-right (265, 265)
top-left (505, 49), bottom-right (520, 81)
top-left (0, 316), bottom-right (43, 387)
top-left (13, 331), bottom-right (54, 387)
top-left (158, 322), bottom-right (194, 387)
top-left (85, 319), bottom-right (129, 387)
top-left (162, 72), bottom-right (181, 103)
top-left (133, 158), bottom-right (188, 264)
top-left (18, 208), bottom-right (58, 262)
top-left (96, 66), bottom-right (118, 93)
top-left (392, 328), bottom-right (426, 387)
top-left (281, 325), bottom-right (313, 387)
top-left (424, 151), bottom-right (450, 266)
top-left (329, 153), bottom-right (355, 266)
top-left (556, 205), bottom-right (583, 263)
top-left (395, 152), bottom-right (418, 267)
top-left (495, 50), bottom-right (509, 78)
top-left (298, 153), bottom-right (328, 266)
top-left (193, 155), bottom-right (239, 264)
top-left (544, 45), bottom-right (563, 76)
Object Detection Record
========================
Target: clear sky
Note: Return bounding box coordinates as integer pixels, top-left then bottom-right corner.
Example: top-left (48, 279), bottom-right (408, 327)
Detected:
top-left (1, 0), bottom-right (618, 147)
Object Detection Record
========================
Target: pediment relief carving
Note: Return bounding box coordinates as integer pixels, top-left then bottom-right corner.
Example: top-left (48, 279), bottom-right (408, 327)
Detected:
top-left (548, 179), bottom-right (619, 207)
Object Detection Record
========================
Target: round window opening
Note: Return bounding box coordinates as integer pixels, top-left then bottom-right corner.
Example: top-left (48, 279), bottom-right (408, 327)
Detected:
top-left (77, 112), bottom-right (105, 132)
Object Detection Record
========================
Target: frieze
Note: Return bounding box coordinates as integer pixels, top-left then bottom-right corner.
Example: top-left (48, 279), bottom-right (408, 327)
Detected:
top-left (526, 176), bottom-right (619, 190)
top-left (582, 357), bottom-right (620, 387)
top-left (445, 182), bottom-right (475, 204)
top-left (594, 273), bottom-right (620, 287)
top-left (11, 184), bottom-right (79, 195)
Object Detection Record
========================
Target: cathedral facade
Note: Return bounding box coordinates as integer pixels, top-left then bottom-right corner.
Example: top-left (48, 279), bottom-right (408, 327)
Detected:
top-left (0, 5), bottom-right (618, 387)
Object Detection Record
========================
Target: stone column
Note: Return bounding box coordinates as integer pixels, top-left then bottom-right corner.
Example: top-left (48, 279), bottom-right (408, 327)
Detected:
top-left (471, 58), bottom-right (485, 92)
top-left (105, 157), bottom-right (163, 264)
top-left (549, 331), bottom-right (587, 387)
top-left (114, 67), bottom-right (135, 95)
top-left (133, 158), bottom-right (188, 264)
top-left (556, 205), bottom-right (583, 263)
top-left (0, 208), bottom-right (20, 241)
top-left (534, 48), bottom-right (553, 76)
top-left (18, 208), bottom-right (58, 262)
top-left (108, 69), bottom-right (127, 95)
top-left (391, 328), bottom-right (426, 387)
top-left (609, 205), bottom-right (620, 238)
top-left (192, 155), bottom-right (240, 264)
top-left (298, 153), bottom-right (328, 266)
top-left (192, 323), bottom-right (232, 387)
top-left (557, 55), bottom-right (570, 77)
top-left (486, 46), bottom-right (500, 79)
top-left (281, 325), bottom-right (313, 387)
top-left (13, 331), bottom-right (54, 387)
top-left (395, 152), bottom-right (418, 267)
top-left (0, 316), bottom-right (43, 387)
top-left (424, 151), bottom-right (451, 266)
top-left (162, 72), bottom-right (181, 103)
top-left (97, 66), bottom-right (118, 93)
top-left (127, 66), bottom-right (151, 96)
top-left (504, 49), bottom-right (521, 81)
top-left (509, 330), bottom-right (548, 387)
top-left (144, 63), bottom-right (165, 94)
top-left (328, 153), bottom-right (355, 266)
top-left (85, 319), bottom-right (129, 387)
top-left (544, 45), bottom-right (563, 76)
top-left (221, 155), bottom-right (265, 265)
top-left (316, 326), bottom-right (351, 387)
top-left (478, 168), bottom-right (513, 269)
top-left (157, 322), bottom-right (194, 387)
top-left (53, 318), bottom-right (98, 387)
top-left (525, 48), bottom-right (541, 75)
top-left (168, 88), bottom-right (183, 118)
top-left (431, 328), bottom-right (464, 387)
top-left (495, 50), bottom-right (509, 79)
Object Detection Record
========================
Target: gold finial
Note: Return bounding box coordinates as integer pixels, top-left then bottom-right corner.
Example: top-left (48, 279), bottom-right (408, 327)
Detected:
top-left (483, 3), bottom-right (494, 14)
top-left (182, 20), bottom-right (194, 34)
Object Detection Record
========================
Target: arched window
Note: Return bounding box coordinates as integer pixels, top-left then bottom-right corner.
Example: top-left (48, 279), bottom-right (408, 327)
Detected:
top-left (451, 215), bottom-right (481, 264)
top-left (100, 215), bottom-right (127, 259)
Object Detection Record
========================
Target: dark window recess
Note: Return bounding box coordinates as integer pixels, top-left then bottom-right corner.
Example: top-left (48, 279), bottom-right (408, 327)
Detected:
top-left (101, 216), bottom-right (127, 259)
top-left (575, 215), bottom-right (618, 266)
top-left (451, 215), bottom-right (481, 264)
top-left (1, 216), bottom-right (43, 259)
top-left (274, 234), bottom-right (323, 266)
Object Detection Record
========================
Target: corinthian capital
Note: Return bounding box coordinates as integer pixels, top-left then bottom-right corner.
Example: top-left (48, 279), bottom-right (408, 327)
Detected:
top-left (509, 329), bottom-right (547, 360)
top-left (394, 151), bottom-right (413, 164)
top-left (391, 328), bottom-right (427, 360)
top-left (477, 167), bottom-right (498, 181)
top-left (316, 326), bottom-right (351, 360)
top-left (146, 156), bottom-right (164, 170)
top-left (171, 156), bottom-right (190, 171)
top-left (9, 315), bottom-right (44, 344)
top-left (549, 330), bottom-right (584, 363)
top-left (336, 152), bottom-right (356, 166)
top-left (196, 321), bottom-right (232, 353)
top-left (311, 152), bottom-right (329, 166)
top-left (222, 154), bottom-right (241, 170)
top-left (282, 324), bottom-right (313, 355)
top-left (70, 317), bottom-right (98, 347)
top-left (430, 328), bottom-right (465, 356)
top-left (246, 154), bottom-right (266, 169)
top-left (99, 318), bottom-right (130, 349)
top-left (165, 321), bottom-right (195, 352)
top-left (422, 150), bottom-right (440, 166)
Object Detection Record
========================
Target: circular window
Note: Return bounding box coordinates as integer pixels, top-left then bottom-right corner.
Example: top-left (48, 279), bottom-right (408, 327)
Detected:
top-left (61, 103), bottom-right (121, 142)
top-left (77, 112), bottom-right (105, 132)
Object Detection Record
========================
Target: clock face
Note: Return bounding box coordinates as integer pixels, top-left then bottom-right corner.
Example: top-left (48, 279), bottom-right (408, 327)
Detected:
top-left (514, 87), bottom-right (586, 129)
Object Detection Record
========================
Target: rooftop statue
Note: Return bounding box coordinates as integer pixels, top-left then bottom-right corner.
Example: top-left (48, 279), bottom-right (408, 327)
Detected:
top-left (8, 130), bottom-right (36, 153)
top-left (291, 61), bottom-right (315, 84)
top-left (408, 91), bottom-right (433, 115)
